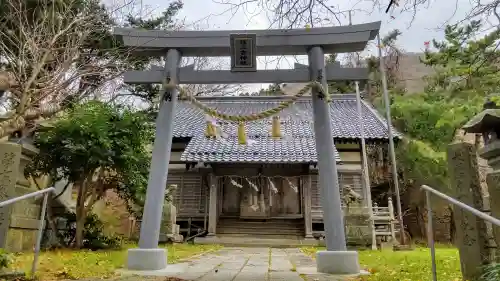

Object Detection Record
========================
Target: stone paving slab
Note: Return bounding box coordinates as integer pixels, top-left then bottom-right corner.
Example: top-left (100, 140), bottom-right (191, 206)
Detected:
top-left (268, 272), bottom-right (304, 281)
top-left (232, 272), bottom-right (268, 281)
top-left (198, 269), bottom-right (240, 281)
top-left (218, 261), bottom-right (247, 270)
top-left (270, 260), bottom-right (293, 272)
top-left (117, 247), bottom-right (367, 280)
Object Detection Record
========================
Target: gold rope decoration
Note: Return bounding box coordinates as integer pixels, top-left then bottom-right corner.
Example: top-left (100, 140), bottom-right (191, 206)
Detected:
top-left (237, 122), bottom-right (247, 144)
top-left (205, 121), bottom-right (216, 137)
top-left (271, 115), bottom-right (282, 138)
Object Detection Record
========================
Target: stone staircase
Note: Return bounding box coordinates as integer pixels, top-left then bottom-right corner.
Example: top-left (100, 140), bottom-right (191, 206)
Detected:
top-left (217, 218), bottom-right (305, 239)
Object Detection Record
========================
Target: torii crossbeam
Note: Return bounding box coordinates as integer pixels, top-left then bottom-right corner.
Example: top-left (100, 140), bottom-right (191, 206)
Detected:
top-left (114, 21), bottom-right (381, 276)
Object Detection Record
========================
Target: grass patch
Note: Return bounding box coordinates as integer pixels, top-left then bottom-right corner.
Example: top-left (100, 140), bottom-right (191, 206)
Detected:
top-left (302, 246), bottom-right (462, 281)
top-left (10, 243), bottom-right (222, 280)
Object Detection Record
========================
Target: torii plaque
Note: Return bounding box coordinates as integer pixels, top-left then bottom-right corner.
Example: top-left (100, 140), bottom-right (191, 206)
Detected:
top-left (113, 21), bottom-right (381, 275)
top-left (229, 33), bottom-right (257, 72)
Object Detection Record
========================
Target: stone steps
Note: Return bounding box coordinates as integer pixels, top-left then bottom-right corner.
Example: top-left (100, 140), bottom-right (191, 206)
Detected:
top-left (217, 229), bottom-right (305, 236)
top-left (217, 222), bottom-right (303, 229)
top-left (217, 218), bottom-right (305, 237)
top-left (194, 235), bottom-right (323, 247)
top-left (215, 233), bottom-right (304, 238)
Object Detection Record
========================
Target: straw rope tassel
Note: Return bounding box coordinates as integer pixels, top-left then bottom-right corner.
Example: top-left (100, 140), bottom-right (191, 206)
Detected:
top-left (237, 122), bottom-right (247, 144)
top-left (205, 121), bottom-right (216, 137)
top-left (271, 116), bottom-right (282, 138)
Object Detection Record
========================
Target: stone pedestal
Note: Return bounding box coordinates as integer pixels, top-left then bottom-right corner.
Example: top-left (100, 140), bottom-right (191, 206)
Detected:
top-left (160, 203), bottom-right (173, 235)
top-left (481, 140), bottom-right (500, 261)
top-left (316, 251), bottom-right (360, 274)
top-left (487, 170), bottom-right (500, 260)
top-left (159, 203), bottom-right (183, 243)
top-left (127, 248), bottom-right (167, 271)
top-left (170, 224), bottom-right (183, 243)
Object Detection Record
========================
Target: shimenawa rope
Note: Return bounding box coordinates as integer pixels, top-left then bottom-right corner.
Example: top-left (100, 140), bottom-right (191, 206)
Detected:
top-left (163, 79), bottom-right (330, 144)
top-left (164, 80), bottom-right (330, 122)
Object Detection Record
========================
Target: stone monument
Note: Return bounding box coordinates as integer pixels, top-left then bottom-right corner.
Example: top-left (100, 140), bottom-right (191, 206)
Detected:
top-left (463, 97), bottom-right (500, 262)
top-left (447, 141), bottom-right (491, 279)
top-left (0, 142), bottom-right (22, 249)
top-left (159, 184), bottom-right (183, 243)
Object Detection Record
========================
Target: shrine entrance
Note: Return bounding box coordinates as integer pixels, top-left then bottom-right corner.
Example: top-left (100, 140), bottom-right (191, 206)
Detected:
top-left (114, 21), bottom-right (381, 275)
top-left (219, 176), bottom-right (302, 219)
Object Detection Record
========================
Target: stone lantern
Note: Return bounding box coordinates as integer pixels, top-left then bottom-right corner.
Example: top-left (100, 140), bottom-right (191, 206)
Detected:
top-left (463, 98), bottom-right (500, 169)
top-left (463, 98), bottom-right (500, 150)
top-left (463, 96), bottom-right (500, 260)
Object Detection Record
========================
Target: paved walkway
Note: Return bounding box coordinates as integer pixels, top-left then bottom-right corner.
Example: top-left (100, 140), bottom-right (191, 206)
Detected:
top-left (136, 247), bottom-right (362, 281)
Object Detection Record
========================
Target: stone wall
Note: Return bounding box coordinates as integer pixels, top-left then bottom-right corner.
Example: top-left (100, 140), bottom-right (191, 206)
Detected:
top-left (0, 142), bottom-right (44, 252)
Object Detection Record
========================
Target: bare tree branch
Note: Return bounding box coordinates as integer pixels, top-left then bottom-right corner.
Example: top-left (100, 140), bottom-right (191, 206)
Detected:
top-left (212, 0), bottom-right (371, 28)
top-left (210, 0), bottom-right (500, 30)
top-left (0, 0), bottom-right (138, 138)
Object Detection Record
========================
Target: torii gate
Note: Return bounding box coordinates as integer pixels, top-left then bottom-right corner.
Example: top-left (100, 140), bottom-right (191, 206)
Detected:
top-left (113, 21), bottom-right (381, 275)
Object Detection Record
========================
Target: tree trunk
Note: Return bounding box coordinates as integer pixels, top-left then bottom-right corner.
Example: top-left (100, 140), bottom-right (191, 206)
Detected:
top-left (45, 197), bottom-right (59, 247)
top-left (75, 212), bottom-right (85, 248)
top-left (74, 179), bottom-right (88, 249)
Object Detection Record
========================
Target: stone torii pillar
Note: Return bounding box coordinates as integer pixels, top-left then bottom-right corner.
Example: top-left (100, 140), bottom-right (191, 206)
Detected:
top-left (113, 22), bottom-right (381, 274)
top-left (127, 49), bottom-right (181, 270)
top-left (309, 46), bottom-right (359, 273)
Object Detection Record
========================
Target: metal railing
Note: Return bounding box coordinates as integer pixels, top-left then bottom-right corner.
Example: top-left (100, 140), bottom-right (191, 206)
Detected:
top-left (0, 187), bottom-right (55, 277)
top-left (422, 184), bottom-right (500, 281)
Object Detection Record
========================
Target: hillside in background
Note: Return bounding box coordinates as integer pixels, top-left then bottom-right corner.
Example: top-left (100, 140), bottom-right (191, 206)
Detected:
top-left (279, 52), bottom-right (434, 96)
top-left (397, 52), bottom-right (434, 93)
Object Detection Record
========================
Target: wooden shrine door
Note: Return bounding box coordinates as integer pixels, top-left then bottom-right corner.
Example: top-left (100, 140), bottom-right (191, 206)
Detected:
top-left (238, 177), bottom-right (302, 219)
top-left (220, 176), bottom-right (302, 219)
top-left (240, 177), bottom-right (269, 218)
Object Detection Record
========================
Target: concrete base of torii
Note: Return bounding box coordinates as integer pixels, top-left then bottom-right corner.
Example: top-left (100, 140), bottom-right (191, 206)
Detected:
top-left (127, 248), bottom-right (167, 271)
top-left (316, 250), bottom-right (361, 274)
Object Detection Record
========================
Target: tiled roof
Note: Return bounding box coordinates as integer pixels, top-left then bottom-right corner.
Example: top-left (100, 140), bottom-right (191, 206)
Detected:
top-left (180, 135), bottom-right (340, 163)
top-left (174, 94), bottom-right (400, 163)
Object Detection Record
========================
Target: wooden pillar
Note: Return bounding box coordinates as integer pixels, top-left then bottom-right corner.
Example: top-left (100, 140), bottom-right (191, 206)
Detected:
top-left (388, 197), bottom-right (396, 243)
top-left (302, 175), bottom-right (313, 238)
top-left (207, 174), bottom-right (218, 236)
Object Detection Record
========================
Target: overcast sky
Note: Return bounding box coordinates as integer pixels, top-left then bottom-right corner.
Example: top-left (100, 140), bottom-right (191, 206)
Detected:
top-left (119, 0), bottom-right (484, 92)
top-left (135, 0), bottom-right (479, 51)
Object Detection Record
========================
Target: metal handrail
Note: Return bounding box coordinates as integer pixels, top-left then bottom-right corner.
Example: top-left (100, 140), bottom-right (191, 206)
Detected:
top-left (0, 187), bottom-right (55, 277)
top-left (421, 184), bottom-right (500, 281)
